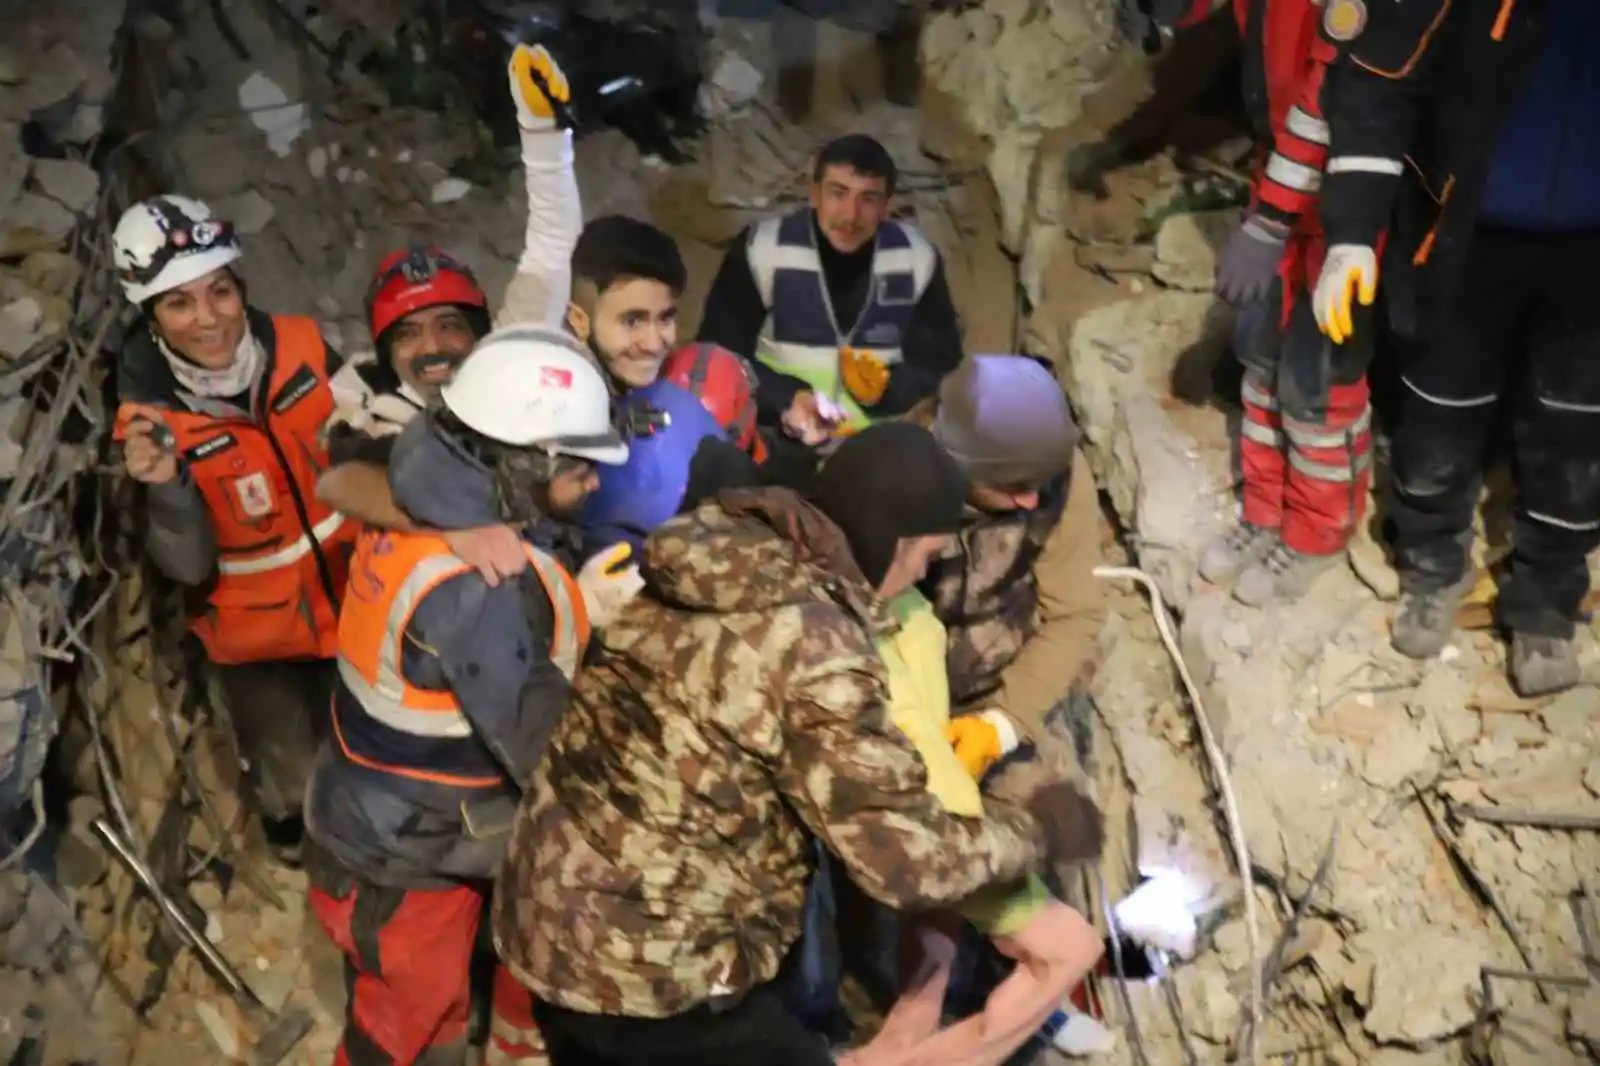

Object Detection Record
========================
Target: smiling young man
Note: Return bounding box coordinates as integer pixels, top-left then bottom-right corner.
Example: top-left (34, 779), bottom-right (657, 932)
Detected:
top-left (697, 134), bottom-right (964, 461)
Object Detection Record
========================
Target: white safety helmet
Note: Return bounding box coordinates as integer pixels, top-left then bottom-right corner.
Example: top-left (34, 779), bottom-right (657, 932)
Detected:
top-left (441, 324), bottom-right (628, 465)
top-left (113, 195), bottom-right (243, 304)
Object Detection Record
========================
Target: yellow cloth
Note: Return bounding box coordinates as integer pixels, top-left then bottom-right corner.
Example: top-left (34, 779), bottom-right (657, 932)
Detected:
top-left (877, 589), bottom-right (1052, 936)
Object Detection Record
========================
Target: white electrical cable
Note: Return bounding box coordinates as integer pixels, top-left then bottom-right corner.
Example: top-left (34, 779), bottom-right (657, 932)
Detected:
top-left (1091, 565), bottom-right (1262, 1066)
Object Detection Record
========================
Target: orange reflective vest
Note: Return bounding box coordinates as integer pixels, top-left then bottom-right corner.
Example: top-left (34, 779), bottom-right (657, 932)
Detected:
top-left (331, 528), bottom-right (590, 788)
top-left (116, 315), bottom-right (356, 665)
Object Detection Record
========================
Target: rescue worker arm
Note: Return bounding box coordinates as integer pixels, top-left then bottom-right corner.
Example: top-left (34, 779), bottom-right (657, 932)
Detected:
top-left (775, 645), bottom-right (1044, 911)
top-left (144, 475), bottom-right (218, 586)
top-left (697, 230), bottom-right (807, 423)
top-left (874, 257), bottom-right (964, 416)
top-left (413, 572), bottom-right (571, 789)
top-left (1318, 0), bottom-right (1452, 249)
top-left (316, 461), bottom-right (416, 531)
top-left (497, 45), bottom-right (580, 330)
top-left (988, 449), bottom-right (1106, 740)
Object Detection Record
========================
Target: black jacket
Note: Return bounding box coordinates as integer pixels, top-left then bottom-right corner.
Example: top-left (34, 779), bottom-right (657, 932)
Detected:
top-left (1318, 0), bottom-right (1549, 336)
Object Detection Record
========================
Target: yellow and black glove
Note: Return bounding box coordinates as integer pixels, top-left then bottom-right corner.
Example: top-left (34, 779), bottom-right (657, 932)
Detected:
top-left (507, 44), bottom-right (571, 131)
top-left (839, 345), bottom-right (890, 407)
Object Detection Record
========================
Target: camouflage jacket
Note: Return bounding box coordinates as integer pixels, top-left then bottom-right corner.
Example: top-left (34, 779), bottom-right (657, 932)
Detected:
top-left (491, 487), bottom-right (1047, 1018)
top-left (923, 448), bottom-right (1106, 738)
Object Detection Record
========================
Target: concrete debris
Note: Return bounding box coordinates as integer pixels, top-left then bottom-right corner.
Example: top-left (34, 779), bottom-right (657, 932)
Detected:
top-left (194, 999), bottom-right (241, 1059)
top-left (28, 157), bottom-right (99, 215)
top-left (1, 192), bottom-right (78, 255)
top-left (217, 189), bottom-right (277, 235)
top-left (0, 296), bottom-right (47, 358)
top-left (1153, 209), bottom-right (1239, 291)
top-left (1361, 931), bottom-right (1487, 1045)
top-left (430, 177), bottom-right (472, 204)
top-left (239, 70), bottom-right (310, 158)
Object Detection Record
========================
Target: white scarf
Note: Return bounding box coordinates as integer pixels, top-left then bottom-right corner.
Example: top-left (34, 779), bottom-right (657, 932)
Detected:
top-left (156, 327), bottom-right (264, 400)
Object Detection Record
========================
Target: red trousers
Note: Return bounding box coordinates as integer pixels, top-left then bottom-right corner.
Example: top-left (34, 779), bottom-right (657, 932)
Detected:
top-left (1238, 279), bottom-right (1375, 556)
top-left (308, 879), bottom-right (546, 1065)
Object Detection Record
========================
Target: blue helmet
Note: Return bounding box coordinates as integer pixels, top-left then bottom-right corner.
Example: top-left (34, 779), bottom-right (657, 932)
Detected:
top-left (579, 380), bottom-right (726, 556)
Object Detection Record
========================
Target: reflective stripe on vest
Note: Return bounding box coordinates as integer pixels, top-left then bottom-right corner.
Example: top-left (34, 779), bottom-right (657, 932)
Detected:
top-left (216, 509), bottom-right (350, 576)
top-left (336, 533), bottom-right (588, 770)
top-left (747, 211), bottom-right (935, 383)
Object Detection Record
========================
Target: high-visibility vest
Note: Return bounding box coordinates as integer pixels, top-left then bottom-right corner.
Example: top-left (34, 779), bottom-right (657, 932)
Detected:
top-left (746, 210), bottom-right (936, 431)
top-left (331, 528), bottom-right (589, 789)
top-left (116, 315), bottom-right (355, 665)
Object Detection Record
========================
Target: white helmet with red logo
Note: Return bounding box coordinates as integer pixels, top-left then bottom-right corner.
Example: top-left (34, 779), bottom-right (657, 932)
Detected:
top-left (440, 325), bottom-right (627, 465)
top-left (113, 195), bottom-right (243, 304)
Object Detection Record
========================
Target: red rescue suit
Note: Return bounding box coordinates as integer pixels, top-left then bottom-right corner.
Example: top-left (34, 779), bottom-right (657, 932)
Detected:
top-left (1219, 0), bottom-right (1377, 556)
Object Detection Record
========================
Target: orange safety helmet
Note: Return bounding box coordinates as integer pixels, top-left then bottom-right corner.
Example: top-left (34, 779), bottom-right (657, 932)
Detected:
top-left (366, 245), bottom-right (490, 341)
top-left (661, 343), bottom-right (766, 462)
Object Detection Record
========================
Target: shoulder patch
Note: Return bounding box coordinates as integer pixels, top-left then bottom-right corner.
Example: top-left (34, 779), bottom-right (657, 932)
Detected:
top-left (1323, 0), bottom-right (1367, 41)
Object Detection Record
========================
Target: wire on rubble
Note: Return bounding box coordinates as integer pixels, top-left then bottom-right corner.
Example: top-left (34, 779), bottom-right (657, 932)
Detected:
top-left (1092, 565), bottom-right (1263, 1066)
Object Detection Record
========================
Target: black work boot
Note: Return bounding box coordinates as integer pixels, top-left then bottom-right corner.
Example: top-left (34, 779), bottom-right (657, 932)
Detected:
top-left (1509, 633), bottom-right (1581, 697)
top-left (1391, 570), bottom-right (1475, 660)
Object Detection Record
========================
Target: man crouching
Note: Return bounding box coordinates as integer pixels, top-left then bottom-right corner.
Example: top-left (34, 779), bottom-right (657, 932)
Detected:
top-left (492, 422), bottom-right (1104, 1065)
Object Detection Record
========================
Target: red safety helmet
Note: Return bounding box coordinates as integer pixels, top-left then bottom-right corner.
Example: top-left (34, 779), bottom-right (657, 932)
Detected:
top-left (366, 245), bottom-right (489, 341)
top-left (661, 343), bottom-right (765, 461)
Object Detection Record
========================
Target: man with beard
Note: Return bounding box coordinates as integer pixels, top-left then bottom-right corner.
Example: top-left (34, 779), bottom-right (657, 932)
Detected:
top-left (304, 326), bottom-right (633, 1066)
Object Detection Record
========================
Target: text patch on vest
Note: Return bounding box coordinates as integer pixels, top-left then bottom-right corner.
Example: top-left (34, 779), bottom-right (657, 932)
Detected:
top-left (186, 431), bottom-right (239, 463)
top-left (271, 364), bottom-right (322, 414)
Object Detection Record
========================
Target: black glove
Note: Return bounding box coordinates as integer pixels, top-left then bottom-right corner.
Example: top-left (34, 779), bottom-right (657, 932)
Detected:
top-left (1026, 783), bottom-right (1105, 865)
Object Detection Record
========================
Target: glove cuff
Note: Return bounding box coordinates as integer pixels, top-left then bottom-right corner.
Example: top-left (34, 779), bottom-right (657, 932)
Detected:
top-left (980, 709), bottom-right (1021, 757)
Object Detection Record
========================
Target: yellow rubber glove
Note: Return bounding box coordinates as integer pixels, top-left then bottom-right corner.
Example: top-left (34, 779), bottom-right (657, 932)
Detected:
top-left (947, 710), bottom-right (1018, 781)
top-left (1311, 244), bottom-right (1378, 345)
top-left (576, 542), bottom-right (645, 630)
top-left (507, 44), bottom-right (571, 131)
top-left (839, 345), bottom-right (890, 406)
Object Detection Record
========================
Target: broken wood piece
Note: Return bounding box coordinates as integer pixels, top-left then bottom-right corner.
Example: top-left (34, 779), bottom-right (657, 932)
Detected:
top-left (1454, 804), bottom-right (1600, 832)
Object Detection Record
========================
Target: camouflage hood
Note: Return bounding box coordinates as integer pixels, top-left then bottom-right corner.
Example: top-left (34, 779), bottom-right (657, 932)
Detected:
top-left (643, 485), bottom-right (893, 632)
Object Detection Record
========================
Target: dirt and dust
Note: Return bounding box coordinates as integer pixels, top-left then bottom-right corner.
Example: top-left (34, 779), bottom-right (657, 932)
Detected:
top-left (5, 1), bottom-right (1598, 1065)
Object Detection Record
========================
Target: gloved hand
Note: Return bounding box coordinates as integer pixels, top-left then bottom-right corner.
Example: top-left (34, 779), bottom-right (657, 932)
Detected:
top-left (1025, 783), bottom-right (1105, 866)
top-left (947, 710), bottom-right (1019, 781)
top-left (840, 346), bottom-right (890, 407)
top-left (577, 542), bottom-right (645, 629)
top-left (1215, 214), bottom-right (1289, 306)
top-left (1311, 243), bottom-right (1378, 345)
top-left (507, 44), bottom-right (571, 131)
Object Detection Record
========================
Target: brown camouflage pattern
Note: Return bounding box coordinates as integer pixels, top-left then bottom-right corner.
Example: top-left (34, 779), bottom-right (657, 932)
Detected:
top-left (926, 475), bottom-right (1069, 706)
top-left (491, 487), bottom-right (1047, 1019)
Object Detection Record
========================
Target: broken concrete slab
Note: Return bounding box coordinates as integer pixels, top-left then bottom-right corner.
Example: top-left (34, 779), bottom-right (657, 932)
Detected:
top-left (215, 189), bottom-right (276, 235)
top-left (1, 192), bottom-right (77, 254)
top-left (1065, 290), bottom-right (1236, 607)
top-left (28, 158), bottom-right (98, 215)
top-left (1361, 930), bottom-right (1487, 1045)
top-left (1153, 209), bottom-right (1239, 292)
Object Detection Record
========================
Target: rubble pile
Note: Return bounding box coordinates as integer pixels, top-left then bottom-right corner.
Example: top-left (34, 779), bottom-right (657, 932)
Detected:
top-left (7, 0), bottom-right (1591, 1063)
top-left (914, 2), bottom-right (1600, 1061)
top-left (0, 1), bottom-right (139, 1062)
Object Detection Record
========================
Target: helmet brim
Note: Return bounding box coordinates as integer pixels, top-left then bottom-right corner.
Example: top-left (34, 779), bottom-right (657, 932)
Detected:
top-left (549, 430), bottom-right (629, 466)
